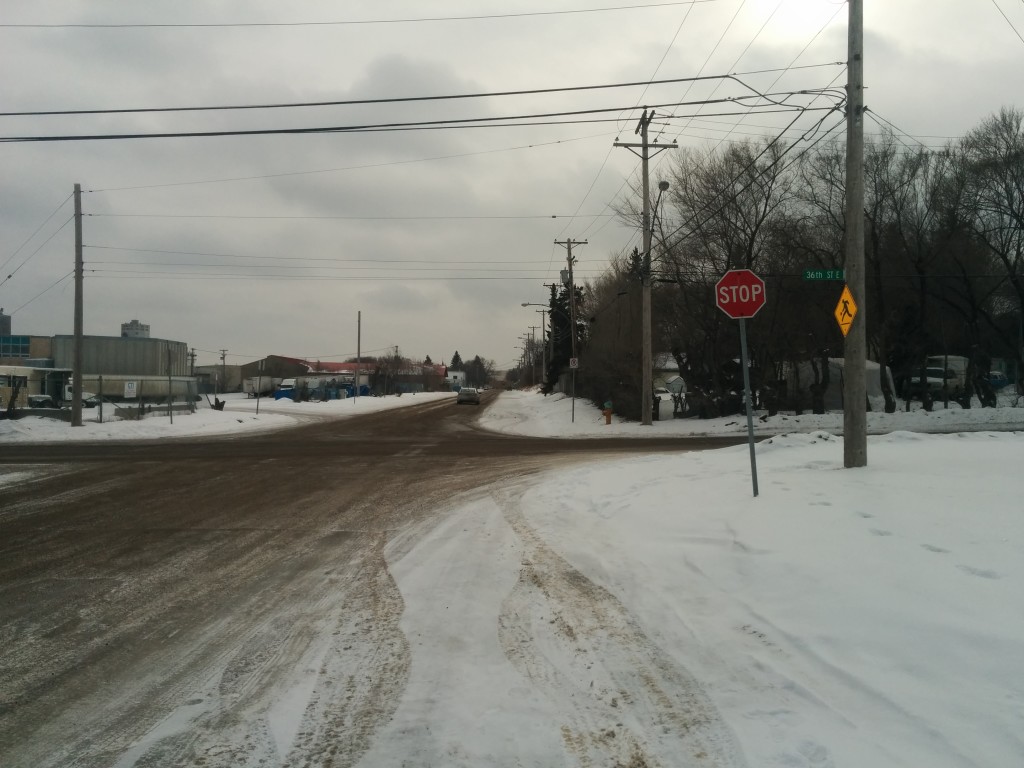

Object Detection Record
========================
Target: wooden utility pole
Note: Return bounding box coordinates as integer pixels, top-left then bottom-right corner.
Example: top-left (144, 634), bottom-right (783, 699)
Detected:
top-left (71, 183), bottom-right (83, 427)
top-left (219, 349), bottom-right (228, 395)
top-left (166, 347), bottom-right (173, 424)
top-left (527, 325), bottom-right (540, 386)
top-left (355, 310), bottom-right (361, 403)
top-left (535, 309), bottom-right (547, 385)
top-left (555, 239), bottom-right (585, 422)
top-left (615, 110), bottom-right (676, 425)
top-left (843, 0), bottom-right (867, 467)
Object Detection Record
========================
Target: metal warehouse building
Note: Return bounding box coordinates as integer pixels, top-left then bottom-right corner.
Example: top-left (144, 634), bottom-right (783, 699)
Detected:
top-left (52, 335), bottom-right (189, 377)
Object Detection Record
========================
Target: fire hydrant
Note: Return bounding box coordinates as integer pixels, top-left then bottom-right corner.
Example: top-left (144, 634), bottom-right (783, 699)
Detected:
top-left (602, 400), bottom-right (613, 425)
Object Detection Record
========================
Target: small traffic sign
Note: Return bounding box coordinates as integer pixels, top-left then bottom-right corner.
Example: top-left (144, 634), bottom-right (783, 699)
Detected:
top-left (715, 269), bottom-right (767, 319)
top-left (803, 268), bottom-right (845, 281)
top-left (834, 284), bottom-right (857, 336)
top-left (569, 357), bottom-right (579, 369)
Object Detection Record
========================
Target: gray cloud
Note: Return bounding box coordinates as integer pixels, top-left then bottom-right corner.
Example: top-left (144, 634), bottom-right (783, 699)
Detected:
top-left (2, 0), bottom-right (1023, 371)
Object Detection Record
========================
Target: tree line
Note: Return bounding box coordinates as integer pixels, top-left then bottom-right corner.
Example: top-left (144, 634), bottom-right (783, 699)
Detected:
top-left (527, 108), bottom-right (1024, 419)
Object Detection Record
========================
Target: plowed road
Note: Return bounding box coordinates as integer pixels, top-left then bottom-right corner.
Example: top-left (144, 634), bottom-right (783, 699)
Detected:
top-left (1, 393), bottom-right (746, 767)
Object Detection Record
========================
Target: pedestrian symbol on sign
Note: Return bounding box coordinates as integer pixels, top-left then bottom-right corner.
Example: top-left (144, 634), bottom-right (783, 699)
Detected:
top-left (834, 285), bottom-right (857, 337)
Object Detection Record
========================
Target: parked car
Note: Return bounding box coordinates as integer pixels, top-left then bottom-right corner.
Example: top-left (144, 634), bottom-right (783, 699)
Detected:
top-left (987, 371), bottom-right (1010, 391)
top-left (28, 395), bottom-right (58, 408)
top-left (456, 387), bottom-right (480, 405)
top-left (901, 367), bottom-right (961, 399)
top-left (58, 392), bottom-right (101, 408)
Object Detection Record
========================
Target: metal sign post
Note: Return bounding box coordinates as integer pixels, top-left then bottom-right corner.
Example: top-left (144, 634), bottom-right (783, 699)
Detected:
top-left (715, 269), bottom-right (767, 498)
top-left (569, 356), bottom-right (579, 423)
top-left (738, 318), bottom-right (759, 497)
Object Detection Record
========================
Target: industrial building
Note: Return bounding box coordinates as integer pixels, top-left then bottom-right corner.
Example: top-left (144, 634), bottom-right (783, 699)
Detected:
top-left (1, 316), bottom-right (193, 409)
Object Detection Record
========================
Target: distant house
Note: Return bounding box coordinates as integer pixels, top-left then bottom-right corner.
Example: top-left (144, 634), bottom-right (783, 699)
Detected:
top-left (653, 353), bottom-right (683, 392)
top-left (447, 370), bottom-right (466, 390)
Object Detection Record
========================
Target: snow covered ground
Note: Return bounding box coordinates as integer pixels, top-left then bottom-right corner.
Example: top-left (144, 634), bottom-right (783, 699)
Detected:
top-left (3, 386), bottom-right (1021, 443)
top-left (0, 391), bottom-right (456, 443)
top-left (3, 390), bottom-right (1023, 766)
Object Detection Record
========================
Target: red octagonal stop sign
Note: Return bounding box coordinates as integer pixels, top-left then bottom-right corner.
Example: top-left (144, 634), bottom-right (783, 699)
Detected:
top-left (715, 269), bottom-right (766, 319)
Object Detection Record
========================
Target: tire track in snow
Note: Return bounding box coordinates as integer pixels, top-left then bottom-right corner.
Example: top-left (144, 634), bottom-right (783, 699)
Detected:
top-left (282, 532), bottom-right (410, 767)
top-left (115, 531), bottom-right (410, 768)
top-left (496, 488), bottom-right (748, 768)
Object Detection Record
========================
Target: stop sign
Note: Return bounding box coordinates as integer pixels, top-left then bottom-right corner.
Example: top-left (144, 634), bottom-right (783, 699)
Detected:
top-left (715, 269), bottom-right (766, 319)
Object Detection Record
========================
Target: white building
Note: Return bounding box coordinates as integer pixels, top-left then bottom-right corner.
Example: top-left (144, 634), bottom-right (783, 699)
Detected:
top-left (121, 319), bottom-right (150, 338)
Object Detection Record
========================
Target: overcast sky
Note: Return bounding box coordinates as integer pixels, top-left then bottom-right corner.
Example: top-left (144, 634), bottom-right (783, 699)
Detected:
top-left (2, 1), bottom-right (1023, 370)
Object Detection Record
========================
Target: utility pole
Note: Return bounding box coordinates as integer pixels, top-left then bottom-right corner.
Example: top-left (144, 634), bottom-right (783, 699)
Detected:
top-left (544, 282), bottom-right (557, 368)
top-left (256, 360), bottom-right (263, 415)
top-left (166, 346), bottom-right (173, 424)
top-left (519, 335), bottom-right (532, 386)
top-left (528, 325), bottom-right (540, 386)
top-left (219, 349), bottom-right (228, 395)
top-left (535, 309), bottom-right (547, 385)
top-left (843, 0), bottom-right (867, 467)
top-left (555, 239), bottom-right (586, 422)
top-left (71, 183), bottom-right (83, 427)
top-left (615, 110), bottom-right (676, 425)
top-left (355, 310), bottom-right (361, 403)
top-left (189, 348), bottom-right (196, 376)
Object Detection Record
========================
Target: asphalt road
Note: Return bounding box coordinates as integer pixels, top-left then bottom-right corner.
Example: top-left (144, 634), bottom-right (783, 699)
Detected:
top-left (0, 392), bottom-right (745, 767)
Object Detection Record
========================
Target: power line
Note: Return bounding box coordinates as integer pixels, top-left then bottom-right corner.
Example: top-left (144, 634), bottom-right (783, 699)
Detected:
top-left (0, 96), bottom-right (840, 143)
top-left (85, 245), bottom-right (585, 264)
top-left (630, 1), bottom-right (700, 110)
top-left (88, 262), bottom-right (595, 274)
top-left (0, 215), bottom-right (74, 289)
top-left (680, 1), bottom-right (847, 151)
top-left (581, 0), bottom-right (763, 253)
top-left (561, 0), bottom-right (700, 247)
top-left (87, 271), bottom-right (602, 281)
top-left (0, 192), bottom-right (72, 274)
top-left (0, 2), bottom-right (720, 29)
top-left (84, 213), bottom-right (614, 222)
top-left (8, 271), bottom-right (74, 314)
top-left (663, 0), bottom-right (749, 130)
top-left (0, 67), bottom-right (840, 118)
top-left (988, 0), bottom-right (1024, 46)
top-left (865, 108), bottom-right (936, 151)
top-left (658, 106), bottom-right (846, 247)
top-left (572, 78), bottom-right (840, 239)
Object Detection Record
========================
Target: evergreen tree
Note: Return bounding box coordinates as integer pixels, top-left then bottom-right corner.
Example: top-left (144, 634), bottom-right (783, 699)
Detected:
top-left (424, 354), bottom-right (433, 365)
top-left (465, 355), bottom-right (496, 387)
top-left (449, 351), bottom-right (464, 370)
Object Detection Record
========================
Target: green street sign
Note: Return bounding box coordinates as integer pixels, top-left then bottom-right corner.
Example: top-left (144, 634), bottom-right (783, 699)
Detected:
top-left (803, 268), bottom-right (845, 281)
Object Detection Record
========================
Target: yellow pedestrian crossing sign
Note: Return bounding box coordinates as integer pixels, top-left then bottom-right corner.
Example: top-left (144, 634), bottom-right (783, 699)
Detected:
top-left (834, 284), bottom-right (857, 336)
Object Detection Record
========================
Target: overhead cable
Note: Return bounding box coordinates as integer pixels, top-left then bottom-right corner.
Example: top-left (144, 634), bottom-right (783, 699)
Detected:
top-left (1, 2), bottom-right (720, 29)
top-left (0, 192), bottom-right (72, 274)
top-left (0, 93), bottom-right (841, 143)
top-left (0, 67), bottom-right (842, 118)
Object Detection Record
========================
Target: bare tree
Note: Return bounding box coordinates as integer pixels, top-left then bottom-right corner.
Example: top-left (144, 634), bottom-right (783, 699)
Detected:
top-left (961, 107), bottom-right (1024, 393)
